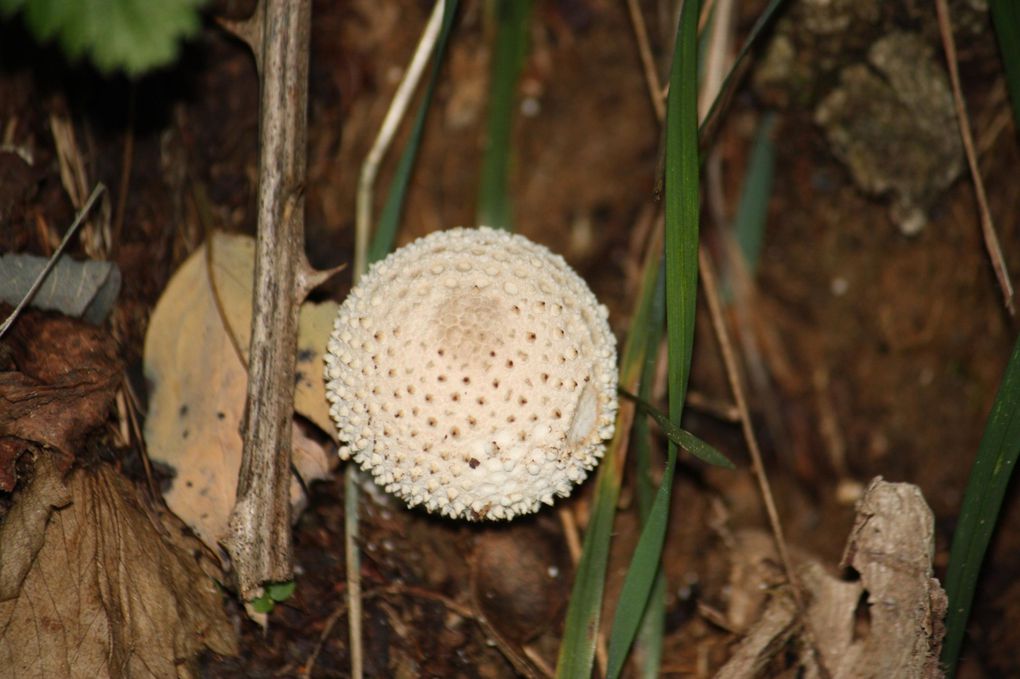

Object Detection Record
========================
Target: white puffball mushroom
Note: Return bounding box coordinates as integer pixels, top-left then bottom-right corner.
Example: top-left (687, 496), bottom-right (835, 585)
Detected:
top-left (324, 227), bottom-right (618, 520)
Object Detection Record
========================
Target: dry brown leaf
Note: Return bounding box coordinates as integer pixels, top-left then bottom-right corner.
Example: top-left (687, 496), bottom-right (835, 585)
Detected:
top-left (0, 311), bottom-right (121, 491)
top-left (0, 453), bottom-right (71, 600)
top-left (143, 234), bottom-right (336, 553)
top-left (207, 231), bottom-right (337, 435)
top-left (0, 457), bottom-right (237, 679)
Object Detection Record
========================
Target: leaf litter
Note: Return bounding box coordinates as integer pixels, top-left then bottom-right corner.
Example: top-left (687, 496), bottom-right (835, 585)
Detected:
top-left (0, 455), bottom-right (238, 679)
top-left (0, 311), bottom-right (237, 677)
top-left (0, 310), bottom-right (121, 491)
top-left (143, 231), bottom-right (338, 555)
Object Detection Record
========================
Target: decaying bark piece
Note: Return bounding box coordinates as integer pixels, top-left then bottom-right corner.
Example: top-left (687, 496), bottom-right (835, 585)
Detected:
top-left (221, 0), bottom-right (312, 600)
top-left (714, 591), bottom-right (800, 679)
top-left (713, 477), bottom-right (947, 679)
top-left (826, 477), bottom-right (947, 678)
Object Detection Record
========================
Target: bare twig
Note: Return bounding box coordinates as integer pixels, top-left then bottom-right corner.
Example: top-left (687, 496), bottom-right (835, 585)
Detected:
top-left (625, 0), bottom-right (665, 122)
top-left (216, 13), bottom-right (265, 72)
top-left (685, 390), bottom-right (740, 422)
top-left (557, 506), bottom-right (583, 564)
top-left (344, 470), bottom-right (363, 679)
top-left (224, 0), bottom-right (312, 600)
top-left (699, 248), bottom-right (803, 608)
top-left (935, 0), bottom-right (1015, 315)
top-left (121, 372), bottom-right (160, 501)
top-left (0, 184), bottom-right (105, 339)
top-left (354, 0), bottom-right (445, 278)
top-left (698, 0), bottom-right (735, 122)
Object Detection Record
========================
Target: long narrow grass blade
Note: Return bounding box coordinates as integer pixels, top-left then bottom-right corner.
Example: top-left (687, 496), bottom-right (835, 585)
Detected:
top-left (990, 0), bottom-right (1020, 131)
top-left (555, 218), bottom-right (664, 679)
top-left (605, 1), bottom-right (701, 674)
top-left (664, 0), bottom-right (701, 413)
top-left (622, 390), bottom-right (734, 469)
top-left (632, 261), bottom-right (667, 679)
top-left (942, 334), bottom-right (1020, 677)
top-left (477, 0), bottom-right (532, 231)
top-left (554, 457), bottom-right (623, 678)
top-left (560, 1), bottom-right (787, 675)
top-left (635, 261), bottom-right (667, 519)
top-left (368, 1), bottom-right (459, 263)
top-left (731, 112), bottom-right (776, 274)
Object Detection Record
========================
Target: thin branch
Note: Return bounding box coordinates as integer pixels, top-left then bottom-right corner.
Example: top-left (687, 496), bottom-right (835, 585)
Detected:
top-left (699, 248), bottom-right (803, 608)
top-left (354, 0), bottom-right (445, 279)
top-left (216, 14), bottom-right (266, 72)
top-left (0, 183), bottom-right (105, 339)
top-left (626, 0), bottom-right (665, 122)
top-left (935, 0), bottom-right (1015, 315)
top-left (344, 471), bottom-right (363, 679)
top-left (224, 0), bottom-right (312, 600)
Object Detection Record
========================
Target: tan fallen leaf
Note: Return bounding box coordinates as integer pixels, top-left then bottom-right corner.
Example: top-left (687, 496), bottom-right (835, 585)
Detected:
top-left (0, 455), bottom-right (238, 679)
top-left (143, 233), bottom-right (337, 553)
top-left (207, 231), bottom-right (337, 435)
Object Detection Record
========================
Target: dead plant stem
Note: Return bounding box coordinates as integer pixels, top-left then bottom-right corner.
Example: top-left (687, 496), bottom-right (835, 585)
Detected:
top-left (935, 0), bottom-right (1015, 315)
top-left (354, 0), bottom-right (445, 278)
top-left (0, 184), bottom-right (105, 340)
top-left (626, 0), bottom-right (665, 122)
top-left (223, 0), bottom-right (311, 600)
top-left (698, 248), bottom-right (803, 608)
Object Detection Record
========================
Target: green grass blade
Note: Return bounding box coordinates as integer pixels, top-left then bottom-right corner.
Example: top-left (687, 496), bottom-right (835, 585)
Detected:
top-left (622, 390), bottom-right (734, 469)
top-left (554, 454), bottom-right (624, 678)
top-left (605, 448), bottom-right (677, 679)
top-left (942, 334), bottom-right (1020, 677)
top-left (560, 0), bottom-right (788, 674)
top-left (368, 0), bottom-right (459, 263)
top-left (664, 0), bottom-right (701, 412)
top-left (634, 569), bottom-right (667, 679)
top-left (990, 0), bottom-right (1020, 131)
top-left (605, 0), bottom-right (702, 674)
top-left (632, 262), bottom-right (667, 679)
top-left (477, 0), bottom-right (532, 231)
top-left (635, 260), bottom-right (667, 519)
top-left (731, 112), bottom-right (777, 274)
top-left (555, 214), bottom-right (663, 679)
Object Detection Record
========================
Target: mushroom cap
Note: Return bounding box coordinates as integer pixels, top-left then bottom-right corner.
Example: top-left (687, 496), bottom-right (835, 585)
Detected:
top-left (324, 227), bottom-right (618, 520)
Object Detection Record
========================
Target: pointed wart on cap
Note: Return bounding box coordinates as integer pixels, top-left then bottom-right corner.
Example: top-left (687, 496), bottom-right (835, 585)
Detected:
top-left (324, 227), bottom-right (618, 520)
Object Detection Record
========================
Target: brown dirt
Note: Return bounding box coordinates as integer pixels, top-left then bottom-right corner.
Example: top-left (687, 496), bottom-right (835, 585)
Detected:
top-left (1, 0), bottom-right (1018, 676)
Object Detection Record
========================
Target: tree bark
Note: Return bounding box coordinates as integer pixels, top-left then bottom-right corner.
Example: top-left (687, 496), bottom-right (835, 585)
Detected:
top-left (223, 0), bottom-right (311, 600)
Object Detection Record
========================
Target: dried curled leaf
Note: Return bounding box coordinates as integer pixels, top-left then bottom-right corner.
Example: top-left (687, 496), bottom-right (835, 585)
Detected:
top-left (143, 233), bottom-right (336, 553)
top-left (0, 457), bottom-right (237, 678)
